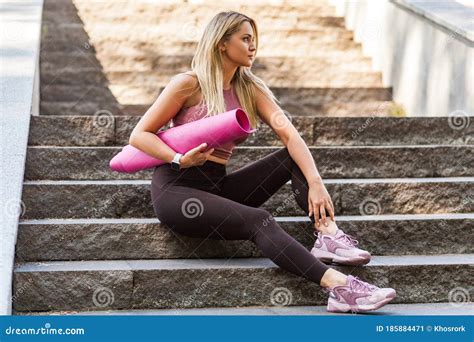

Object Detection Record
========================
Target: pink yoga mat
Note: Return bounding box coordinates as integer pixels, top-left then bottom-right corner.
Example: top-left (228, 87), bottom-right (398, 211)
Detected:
top-left (109, 108), bottom-right (256, 173)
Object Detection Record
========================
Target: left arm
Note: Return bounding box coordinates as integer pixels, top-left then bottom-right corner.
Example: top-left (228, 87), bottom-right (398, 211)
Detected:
top-left (254, 87), bottom-right (335, 228)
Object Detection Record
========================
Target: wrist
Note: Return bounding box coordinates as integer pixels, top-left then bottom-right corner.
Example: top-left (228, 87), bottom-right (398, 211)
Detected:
top-left (171, 152), bottom-right (184, 170)
top-left (308, 177), bottom-right (323, 186)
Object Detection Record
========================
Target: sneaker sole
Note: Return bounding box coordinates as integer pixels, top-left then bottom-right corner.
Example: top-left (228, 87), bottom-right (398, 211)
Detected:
top-left (327, 293), bottom-right (397, 313)
top-left (311, 248), bottom-right (371, 266)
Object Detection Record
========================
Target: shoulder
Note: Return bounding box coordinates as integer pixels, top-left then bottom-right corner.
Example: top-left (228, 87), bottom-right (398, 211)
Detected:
top-left (168, 71), bottom-right (202, 108)
top-left (169, 71), bottom-right (199, 90)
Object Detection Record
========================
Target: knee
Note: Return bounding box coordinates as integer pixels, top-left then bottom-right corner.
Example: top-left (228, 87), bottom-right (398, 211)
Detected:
top-left (249, 208), bottom-right (279, 232)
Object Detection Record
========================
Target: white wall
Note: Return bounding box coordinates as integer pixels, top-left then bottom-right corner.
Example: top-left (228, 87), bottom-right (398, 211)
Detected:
top-left (329, 0), bottom-right (473, 118)
top-left (0, 0), bottom-right (44, 315)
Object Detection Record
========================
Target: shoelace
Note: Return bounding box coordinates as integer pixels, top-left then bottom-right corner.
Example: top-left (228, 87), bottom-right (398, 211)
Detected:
top-left (350, 276), bottom-right (378, 292)
top-left (313, 230), bottom-right (359, 247)
top-left (336, 232), bottom-right (359, 247)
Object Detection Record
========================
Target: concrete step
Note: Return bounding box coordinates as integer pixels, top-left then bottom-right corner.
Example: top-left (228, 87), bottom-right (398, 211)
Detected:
top-left (42, 15), bottom-right (346, 31)
top-left (15, 302), bottom-right (474, 316)
top-left (40, 72), bottom-right (385, 105)
top-left (39, 99), bottom-right (397, 117)
top-left (51, 71), bottom-right (380, 89)
top-left (16, 214), bottom-right (474, 262)
top-left (41, 29), bottom-right (357, 55)
top-left (38, 86), bottom-right (393, 116)
top-left (20, 178), bottom-right (473, 219)
top-left (41, 48), bottom-right (366, 69)
top-left (40, 35), bottom-right (361, 55)
top-left (41, 25), bottom-right (354, 45)
top-left (24, 145), bottom-right (473, 181)
top-left (28, 116), bottom-right (473, 147)
top-left (43, 1), bottom-right (337, 20)
top-left (12, 254), bottom-right (474, 312)
top-left (40, 54), bottom-right (374, 79)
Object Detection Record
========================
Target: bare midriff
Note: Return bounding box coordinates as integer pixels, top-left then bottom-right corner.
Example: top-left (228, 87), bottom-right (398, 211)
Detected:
top-left (207, 154), bottom-right (228, 165)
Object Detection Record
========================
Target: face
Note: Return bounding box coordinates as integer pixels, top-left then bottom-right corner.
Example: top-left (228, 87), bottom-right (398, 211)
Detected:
top-left (220, 21), bottom-right (256, 67)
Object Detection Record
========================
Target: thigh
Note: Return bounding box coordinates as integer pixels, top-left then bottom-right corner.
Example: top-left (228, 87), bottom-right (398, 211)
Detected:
top-left (151, 179), bottom-right (266, 241)
top-left (219, 147), bottom-right (293, 207)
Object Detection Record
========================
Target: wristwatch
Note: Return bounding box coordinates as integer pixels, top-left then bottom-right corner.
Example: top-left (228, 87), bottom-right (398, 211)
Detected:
top-left (171, 152), bottom-right (183, 171)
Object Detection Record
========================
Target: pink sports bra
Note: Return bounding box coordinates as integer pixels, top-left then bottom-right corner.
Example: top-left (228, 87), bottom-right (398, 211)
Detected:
top-left (170, 83), bottom-right (246, 161)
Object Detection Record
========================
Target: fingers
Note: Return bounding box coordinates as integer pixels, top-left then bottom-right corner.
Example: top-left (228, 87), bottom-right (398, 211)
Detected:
top-left (308, 200), bottom-right (312, 220)
top-left (320, 203), bottom-right (327, 226)
top-left (313, 201), bottom-right (320, 229)
top-left (198, 143), bottom-right (208, 152)
top-left (204, 147), bottom-right (215, 156)
top-left (328, 200), bottom-right (335, 222)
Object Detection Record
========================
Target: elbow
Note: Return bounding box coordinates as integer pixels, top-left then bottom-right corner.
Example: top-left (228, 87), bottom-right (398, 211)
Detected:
top-left (281, 128), bottom-right (299, 147)
top-left (128, 131), bottom-right (140, 147)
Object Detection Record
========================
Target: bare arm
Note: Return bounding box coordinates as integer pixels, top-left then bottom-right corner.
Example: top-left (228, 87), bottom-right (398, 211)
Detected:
top-left (254, 86), bottom-right (335, 227)
top-left (128, 73), bottom-right (197, 163)
top-left (254, 87), bottom-right (322, 185)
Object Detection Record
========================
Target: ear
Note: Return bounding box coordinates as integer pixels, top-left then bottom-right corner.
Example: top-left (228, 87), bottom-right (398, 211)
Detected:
top-left (218, 39), bottom-right (227, 52)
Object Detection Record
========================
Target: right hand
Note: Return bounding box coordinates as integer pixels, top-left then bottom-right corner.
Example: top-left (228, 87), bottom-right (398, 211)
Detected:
top-left (179, 143), bottom-right (215, 169)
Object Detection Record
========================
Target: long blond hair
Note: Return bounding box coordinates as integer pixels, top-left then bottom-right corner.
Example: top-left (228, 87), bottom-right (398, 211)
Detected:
top-left (186, 11), bottom-right (279, 129)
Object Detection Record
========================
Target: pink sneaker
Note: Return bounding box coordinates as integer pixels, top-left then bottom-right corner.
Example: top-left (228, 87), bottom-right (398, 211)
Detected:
top-left (325, 275), bottom-right (397, 313)
top-left (310, 228), bottom-right (371, 265)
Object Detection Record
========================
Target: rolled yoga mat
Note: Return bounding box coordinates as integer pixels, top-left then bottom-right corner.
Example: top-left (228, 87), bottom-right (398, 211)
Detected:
top-left (109, 108), bottom-right (256, 173)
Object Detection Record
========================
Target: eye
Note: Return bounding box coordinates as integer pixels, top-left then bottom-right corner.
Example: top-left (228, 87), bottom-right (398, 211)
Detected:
top-left (243, 37), bottom-right (249, 42)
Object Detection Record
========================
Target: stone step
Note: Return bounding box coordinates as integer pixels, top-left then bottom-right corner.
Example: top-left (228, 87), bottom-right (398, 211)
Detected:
top-left (16, 214), bottom-right (474, 262)
top-left (38, 86), bottom-right (393, 116)
top-left (43, 70), bottom-right (380, 89)
top-left (24, 145), bottom-right (473, 181)
top-left (41, 45), bottom-right (365, 66)
top-left (15, 302), bottom-right (474, 316)
top-left (40, 54), bottom-right (373, 79)
top-left (40, 36), bottom-right (360, 55)
top-left (41, 25), bottom-right (354, 45)
top-left (42, 15), bottom-right (346, 31)
top-left (40, 72), bottom-right (385, 105)
top-left (43, 15), bottom-right (343, 33)
top-left (28, 116), bottom-right (473, 147)
top-left (20, 178), bottom-right (473, 219)
top-left (12, 254), bottom-right (474, 312)
top-left (39, 99), bottom-right (397, 117)
top-left (43, 1), bottom-right (337, 19)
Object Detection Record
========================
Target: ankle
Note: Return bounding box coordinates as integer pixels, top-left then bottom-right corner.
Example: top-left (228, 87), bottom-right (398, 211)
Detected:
top-left (320, 269), bottom-right (348, 289)
top-left (317, 220), bottom-right (338, 236)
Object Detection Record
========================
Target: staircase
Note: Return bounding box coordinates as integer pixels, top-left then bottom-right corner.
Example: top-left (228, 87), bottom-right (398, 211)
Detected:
top-left (13, 0), bottom-right (473, 315)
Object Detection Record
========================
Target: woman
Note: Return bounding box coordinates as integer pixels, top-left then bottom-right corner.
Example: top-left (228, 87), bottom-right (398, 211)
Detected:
top-left (129, 11), bottom-right (396, 313)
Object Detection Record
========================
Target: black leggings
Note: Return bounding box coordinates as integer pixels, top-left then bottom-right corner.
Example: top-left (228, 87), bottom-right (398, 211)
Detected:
top-left (151, 147), bottom-right (330, 285)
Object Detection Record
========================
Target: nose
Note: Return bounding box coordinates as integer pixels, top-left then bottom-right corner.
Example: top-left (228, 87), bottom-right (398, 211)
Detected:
top-left (249, 40), bottom-right (256, 51)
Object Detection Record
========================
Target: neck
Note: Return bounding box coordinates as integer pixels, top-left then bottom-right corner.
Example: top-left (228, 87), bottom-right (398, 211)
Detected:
top-left (221, 57), bottom-right (238, 90)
